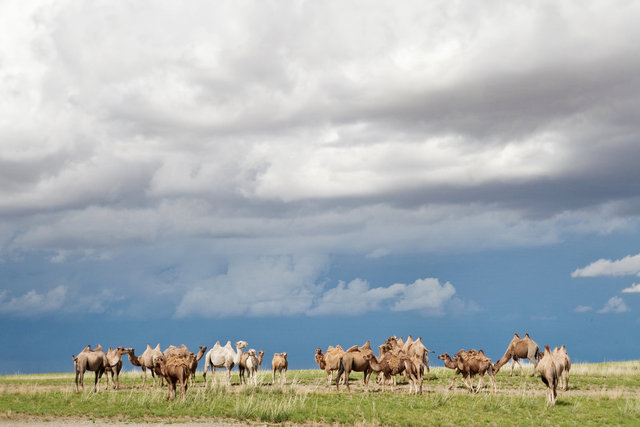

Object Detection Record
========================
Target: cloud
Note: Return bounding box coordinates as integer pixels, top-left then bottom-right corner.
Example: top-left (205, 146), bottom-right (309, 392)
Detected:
top-left (0, 286), bottom-right (66, 317)
top-left (572, 254), bottom-right (640, 277)
top-left (622, 283), bottom-right (640, 293)
top-left (574, 305), bottom-right (593, 313)
top-left (176, 260), bottom-right (457, 318)
top-left (597, 296), bottom-right (629, 314)
top-left (174, 255), bottom-right (326, 318)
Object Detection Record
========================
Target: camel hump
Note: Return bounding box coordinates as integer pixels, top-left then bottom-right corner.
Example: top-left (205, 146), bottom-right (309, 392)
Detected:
top-left (335, 345), bottom-right (344, 351)
top-left (361, 340), bottom-right (371, 349)
top-left (154, 343), bottom-right (160, 350)
top-left (346, 345), bottom-right (359, 353)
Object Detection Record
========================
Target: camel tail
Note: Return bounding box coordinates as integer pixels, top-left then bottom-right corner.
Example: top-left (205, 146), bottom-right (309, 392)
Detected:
top-left (336, 358), bottom-right (345, 390)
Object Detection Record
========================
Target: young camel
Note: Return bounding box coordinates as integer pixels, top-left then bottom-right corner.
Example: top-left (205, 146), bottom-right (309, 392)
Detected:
top-left (244, 349), bottom-right (264, 386)
top-left (104, 346), bottom-right (130, 390)
top-left (439, 350), bottom-right (495, 393)
top-left (315, 345), bottom-right (345, 385)
top-left (239, 349), bottom-right (263, 384)
top-left (188, 346), bottom-right (208, 385)
top-left (72, 344), bottom-right (108, 392)
top-left (154, 354), bottom-right (190, 400)
top-left (553, 345), bottom-right (571, 391)
top-left (361, 353), bottom-right (421, 394)
top-left (272, 352), bottom-right (288, 384)
top-left (454, 350), bottom-right (496, 393)
top-left (537, 345), bottom-right (558, 406)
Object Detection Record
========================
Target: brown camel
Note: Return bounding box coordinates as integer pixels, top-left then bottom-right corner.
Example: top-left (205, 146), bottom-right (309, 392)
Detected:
top-left (72, 344), bottom-right (108, 392)
top-left (454, 350), bottom-right (496, 393)
top-left (272, 352), bottom-right (288, 384)
top-left (493, 333), bottom-right (540, 376)
top-left (334, 341), bottom-right (374, 391)
top-left (439, 352), bottom-right (471, 390)
top-left (315, 345), bottom-right (345, 385)
top-left (537, 345), bottom-right (558, 406)
top-left (164, 344), bottom-right (191, 358)
top-left (553, 345), bottom-right (571, 391)
top-left (154, 354), bottom-right (190, 400)
top-left (187, 346), bottom-right (207, 384)
top-left (362, 353), bottom-right (421, 393)
top-left (104, 346), bottom-right (130, 390)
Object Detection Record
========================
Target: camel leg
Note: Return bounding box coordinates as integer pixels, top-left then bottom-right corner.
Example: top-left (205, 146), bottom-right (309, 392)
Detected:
top-left (448, 372), bottom-right (458, 390)
top-left (76, 370), bottom-right (84, 392)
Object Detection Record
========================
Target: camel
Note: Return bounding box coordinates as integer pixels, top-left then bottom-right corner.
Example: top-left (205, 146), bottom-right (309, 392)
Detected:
top-left (243, 349), bottom-right (264, 386)
top-left (103, 347), bottom-right (130, 390)
top-left (493, 333), bottom-right (540, 376)
top-left (361, 353), bottom-right (421, 394)
top-left (403, 336), bottom-right (435, 380)
top-left (187, 346), bottom-right (208, 385)
top-left (164, 344), bottom-right (191, 358)
top-left (203, 340), bottom-right (248, 385)
top-left (315, 345), bottom-right (345, 385)
top-left (553, 345), bottom-right (571, 391)
top-left (154, 354), bottom-right (190, 400)
top-left (72, 344), bottom-right (108, 392)
top-left (453, 350), bottom-right (496, 393)
top-left (272, 352), bottom-right (288, 384)
top-left (439, 352), bottom-right (472, 390)
top-left (537, 345), bottom-right (558, 406)
top-left (334, 341), bottom-right (374, 391)
top-left (137, 343), bottom-right (164, 385)
top-left (239, 349), bottom-right (262, 384)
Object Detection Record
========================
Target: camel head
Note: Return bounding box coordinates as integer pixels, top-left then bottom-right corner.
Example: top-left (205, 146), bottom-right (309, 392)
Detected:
top-left (235, 340), bottom-right (248, 350)
top-left (437, 353), bottom-right (449, 361)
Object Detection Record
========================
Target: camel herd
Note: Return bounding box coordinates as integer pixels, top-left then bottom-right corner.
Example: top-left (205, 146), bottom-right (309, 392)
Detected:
top-left (72, 332), bottom-right (570, 405)
top-left (72, 340), bottom-right (287, 400)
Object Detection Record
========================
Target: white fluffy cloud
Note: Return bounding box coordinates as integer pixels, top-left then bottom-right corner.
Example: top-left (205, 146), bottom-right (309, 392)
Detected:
top-left (176, 264), bottom-right (458, 318)
top-left (574, 305), bottom-right (593, 313)
top-left (597, 296), bottom-right (629, 314)
top-left (572, 254), bottom-right (640, 278)
top-left (0, 286), bottom-right (66, 317)
top-left (622, 283), bottom-right (640, 294)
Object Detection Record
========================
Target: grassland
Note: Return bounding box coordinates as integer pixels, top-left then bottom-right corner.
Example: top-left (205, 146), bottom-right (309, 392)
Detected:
top-left (1, 361), bottom-right (639, 425)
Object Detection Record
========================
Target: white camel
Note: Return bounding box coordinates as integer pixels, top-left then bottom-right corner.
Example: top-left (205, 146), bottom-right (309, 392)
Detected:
top-left (140, 343), bottom-right (163, 386)
top-left (203, 340), bottom-right (248, 385)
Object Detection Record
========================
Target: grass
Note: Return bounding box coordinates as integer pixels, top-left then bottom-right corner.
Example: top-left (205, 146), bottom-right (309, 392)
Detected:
top-left (1, 362), bottom-right (639, 425)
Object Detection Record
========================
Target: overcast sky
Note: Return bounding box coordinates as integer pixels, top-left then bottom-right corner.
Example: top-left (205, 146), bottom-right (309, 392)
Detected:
top-left (1, 1), bottom-right (640, 373)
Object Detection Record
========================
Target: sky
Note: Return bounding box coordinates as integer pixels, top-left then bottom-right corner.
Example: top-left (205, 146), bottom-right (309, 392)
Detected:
top-left (1, 0), bottom-right (640, 375)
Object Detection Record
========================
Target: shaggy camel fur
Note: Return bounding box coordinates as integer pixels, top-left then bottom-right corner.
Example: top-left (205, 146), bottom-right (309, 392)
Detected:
top-left (537, 345), bottom-right (558, 406)
top-left (553, 345), bottom-right (571, 391)
top-left (154, 355), bottom-right (190, 400)
top-left (362, 353), bottom-right (421, 394)
top-left (493, 333), bottom-right (540, 376)
top-left (139, 344), bottom-right (164, 385)
top-left (335, 341), bottom-right (374, 391)
top-left (104, 347), bottom-right (130, 390)
top-left (439, 352), bottom-right (471, 390)
top-left (315, 345), bottom-right (345, 385)
top-left (203, 340), bottom-right (248, 385)
top-left (272, 352), bottom-right (288, 384)
top-left (454, 350), bottom-right (496, 393)
top-left (164, 344), bottom-right (191, 358)
top-left (72, 344), bottom-right (108, 392)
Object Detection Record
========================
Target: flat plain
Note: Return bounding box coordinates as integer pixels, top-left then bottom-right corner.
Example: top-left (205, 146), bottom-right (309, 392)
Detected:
top-left (1, 361), bottom-right (639, 426)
